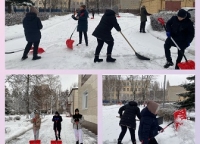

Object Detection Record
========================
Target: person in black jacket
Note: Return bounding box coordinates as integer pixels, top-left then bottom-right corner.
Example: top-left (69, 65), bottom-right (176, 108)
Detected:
top-left (117, 101), bottom-right (141, 144)
top-left (72, 5), bottom-right (88, 46)
top-left (164, 9), bottom-right (194, 69)
top-left (22, 6), bottom-right (43, 61)
top-left (138, 101), bottom-right (163, 144)
top-left (92, 9), bottom-right (121, 63)
top-left (52, 111), bottom-right (63, 140)
top-left (91, 8), bottom-right (95, 18)
top-left (140, 6), bottom-right (151, 33)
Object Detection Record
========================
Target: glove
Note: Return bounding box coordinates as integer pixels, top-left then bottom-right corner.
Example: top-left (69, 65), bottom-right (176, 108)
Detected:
top-left (166, 32), bottom-right (171, 38)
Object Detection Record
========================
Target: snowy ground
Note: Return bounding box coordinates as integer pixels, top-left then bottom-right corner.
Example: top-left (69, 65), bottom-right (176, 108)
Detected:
top-left (5, 13), bottom-right (195, 69)
top-left (103, 105), bottom-right (195, 144)
top-left (5, 115), bottom-right (97, 144)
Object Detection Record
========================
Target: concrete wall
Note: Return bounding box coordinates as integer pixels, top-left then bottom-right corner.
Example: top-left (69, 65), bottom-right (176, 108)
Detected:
top-left (78, 75), bottom-right (97, 134)
top-left (167, 86), bottom-right (186, 101)
top-left (119, 0), bottom-right (140, 9)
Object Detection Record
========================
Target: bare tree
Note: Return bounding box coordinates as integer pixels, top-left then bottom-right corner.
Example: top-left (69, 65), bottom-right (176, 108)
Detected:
top-left (127, 75), bottom-right (139, 100)
top-left (103, 75), bottom-right (116, 103)
top-left (115, 75), bottom-right (123, 103)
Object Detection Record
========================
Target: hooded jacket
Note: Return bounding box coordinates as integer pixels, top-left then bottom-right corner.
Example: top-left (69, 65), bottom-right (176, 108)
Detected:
top-left (92, 9), bottom-right (121, 41)
top-left (23, 12), bottom-right (43, 42)
top-left (140, 7), bottom-right (151, 22)
top-left (118, 101), bottom-right (141, 129)
top-left (71, 113), bottom-right (84, 129)
top-left (166, 12), bottom-right (194, 47)
top-left (138, 107), bottom-right (162, 144)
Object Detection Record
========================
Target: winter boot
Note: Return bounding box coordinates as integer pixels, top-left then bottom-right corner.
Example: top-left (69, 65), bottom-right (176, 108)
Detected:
top-left (94, 55), bottom-right (103, 63)
top-left (21, 56), bottom-right (28, 60)
top-left (56, 136), bottom-right (58, 141)
top-left (132, 141), bottom-right (136, 144)
top-left (76, 141), bottom-right (79, 144)
top-left (32, 56), bottom-right (41, 60)
top-left (106, 55), bottom-right (116, 62)
top-left (164, 61), bottom-right (174, 68)
top-left (175, 64), bottom-right (180, 70)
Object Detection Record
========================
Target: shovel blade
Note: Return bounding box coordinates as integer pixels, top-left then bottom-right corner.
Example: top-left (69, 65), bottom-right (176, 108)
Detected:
top-left (30, 47), bottom-right (45, 54)
top-left (174, 108), bottom-right (187, 130)
top-left (51, 140), bottom-right (62, 144)
top-left (29, 140), bottom-right (41, 144)
top-left (66, 39), bottom-right (74, 49)
top-left (135, 52), bottom-right (150, 60)
top-left (178, 60), bottom-right (195, 70)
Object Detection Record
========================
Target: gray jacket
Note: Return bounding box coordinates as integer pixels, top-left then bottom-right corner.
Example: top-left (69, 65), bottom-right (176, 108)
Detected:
top-left (71, 115), bottom-right (84, 129)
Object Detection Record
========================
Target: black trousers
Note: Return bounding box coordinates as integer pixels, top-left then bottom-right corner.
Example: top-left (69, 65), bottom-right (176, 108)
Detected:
top-left (140, 21), bottom-right (146, 32)
top-left (92, 13), bottom-right (94, 18)
top-left (149, 138), bottom-right (158, 144)
top-left (118, 125), bottom-right (136, 143)
top-left (54, 129), bottom-right (61, 138)
top-left (94, 38), bottom-right (114, 56)
top-left (164, 38), bottom-right (186, 69)
top-left (23, 41), bottom-right (40, 57)
top-left (79, 31), bottom-right (88, 45)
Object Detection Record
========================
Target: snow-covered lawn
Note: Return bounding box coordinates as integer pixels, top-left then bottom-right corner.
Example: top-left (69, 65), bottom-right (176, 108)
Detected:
top-left (5, 13), bottom-right (195, 69)
top-left (103, 105), bottom-right (195, 144)
top-left (6, 115), bottom-right (97, 144)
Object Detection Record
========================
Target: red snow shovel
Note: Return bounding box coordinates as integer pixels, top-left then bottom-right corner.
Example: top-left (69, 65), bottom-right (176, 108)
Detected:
top-left (66, 26), bottom-right (77, 49)
top-left (173, 108), bottom-right (187, 130)
top-left (30, 47), bottom-right (45, 54)
top-left (29, 140), bottom-right (41, 144)
top-left (158, 18), bottom-right (195, 70)
top-left (51, 140), bottom-right (62, 144)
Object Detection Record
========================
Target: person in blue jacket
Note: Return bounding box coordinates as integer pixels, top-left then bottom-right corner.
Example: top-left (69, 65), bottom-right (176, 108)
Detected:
top-left (22, 6), bottom-right (43, 61)
top-left (52, 111), bottom-right (63, 140)
top-left (72, 5), bottom-right (88, 46)
top-left (138, 101), bottom-right (164, 144)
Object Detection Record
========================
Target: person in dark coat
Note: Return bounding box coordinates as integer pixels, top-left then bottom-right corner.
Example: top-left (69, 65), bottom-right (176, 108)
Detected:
top-left (164, 9), bottom-right (194, 69)
top-left (92, 9), bottom-right (121, 63)
top-left (138, 101), bottom-right (163, 144)
top-left (140, 6), bottom-right (151, 33)
top-left (91, 8), bottom-right (95, 18)
top-left (52, 111), bottom-right (63, 140)
top-left (72, 5), bottom-right (88, 46)
top-left (117, 101), bottom-right (141, 144)
top-left (22, 6), bottom-right (43, 61)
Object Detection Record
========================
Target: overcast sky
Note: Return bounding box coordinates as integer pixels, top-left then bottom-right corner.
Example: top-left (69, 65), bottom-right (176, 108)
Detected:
top-left (119, 74), bottom-right (193, 86)
top-left (59, 75), bottom-right (78, 91)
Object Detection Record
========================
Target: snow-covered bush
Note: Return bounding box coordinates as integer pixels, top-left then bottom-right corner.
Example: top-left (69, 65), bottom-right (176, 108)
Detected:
top-left (5, 127), bottom-right (11, 134)
top-left (9, 116), bottom-right (13, 121)
top-left (5, 117), bottom-right (9, 122)
top-left (14, 116), bottom-right (21, 120)
top-left (158, 108), bottom-right (175, 121)
top-left (150, 11), bottom-right (195, 31)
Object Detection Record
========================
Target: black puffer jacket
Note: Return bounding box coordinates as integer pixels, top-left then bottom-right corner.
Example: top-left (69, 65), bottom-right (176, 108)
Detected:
top-left (166, 13), bottom-right (194, 47)
top-left (119, 101), bottom-right (141, 129)
top-left (23, 12), bottom-right (43, 42)
top-left (92, 9), bottom-right (121, 41)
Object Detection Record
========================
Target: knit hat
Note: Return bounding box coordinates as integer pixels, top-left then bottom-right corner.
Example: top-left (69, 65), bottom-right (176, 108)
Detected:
top-left (147, 101), bottom-right (159, 114)
top-left (75, 108), bottom-right (79, 112)
top-left (55, 111), bottom-right (59, 115)
top-left (177, 9), bottom-right (187, 18)
top-left (30, 6), bottom-right (38, 14)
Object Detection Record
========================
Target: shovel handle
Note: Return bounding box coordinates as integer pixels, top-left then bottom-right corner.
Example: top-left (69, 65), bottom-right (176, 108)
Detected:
top-left (157, 17), bottom-right (188, 62)
top-left (70, 26), bottom-right (77, 39)
top-left (120, 32), bottom-right (136, 53)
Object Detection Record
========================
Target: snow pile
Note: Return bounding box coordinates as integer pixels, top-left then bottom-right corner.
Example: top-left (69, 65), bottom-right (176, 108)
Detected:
top-left (176, 119), bottom-right (195, 144)
top-left (150, 12), bottom-right (176, 31)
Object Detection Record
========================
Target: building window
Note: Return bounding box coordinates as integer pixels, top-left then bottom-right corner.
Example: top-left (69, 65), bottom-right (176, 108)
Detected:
top-left (82, 91), bottom-right (88, 109)
top-left (127, 88), bottom-right (129, 91)
top-left (123, 88), bottom-right (126, 91)
top-left (138, 88), bottom-right (141, 91)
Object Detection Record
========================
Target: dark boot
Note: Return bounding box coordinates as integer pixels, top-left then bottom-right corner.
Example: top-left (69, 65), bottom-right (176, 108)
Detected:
top-left (76, 141), bottom-right (79, 144)
top-left (132, 141), bottom-right (136, 144)
top-left (106, 54), bottom-right (116, 62)
top-left (175, 64), bottom-right (180, 70)
top-left (118, 140), bottom-right (122, 144)
top-left (32, 56), bottom-right (41, 60)
top-left (94, 55), bottom-right (103, 63)
top-left (164, 61), bottom-right (174, 68)
top-left (56, 136), bottom-right (58, 141)
top-left (21, 56), bottom-right (28, 60)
